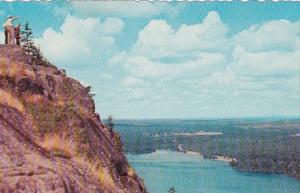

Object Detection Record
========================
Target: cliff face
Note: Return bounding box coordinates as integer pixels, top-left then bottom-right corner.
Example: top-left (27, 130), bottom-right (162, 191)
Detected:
top-left (0, 45), bottom-right (147, 193)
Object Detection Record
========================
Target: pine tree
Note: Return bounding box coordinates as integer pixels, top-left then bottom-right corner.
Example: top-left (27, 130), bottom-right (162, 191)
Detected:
top-left (168, 187), bottom-right (176, 193)
top-left (107, 115), bottom-right (114, 132)
top-left (21, 22), bottom-right (34, 56)
top-left (21, 22), bottom-right (53, 67)
top-left (86, 86), bottom-right (96, 97)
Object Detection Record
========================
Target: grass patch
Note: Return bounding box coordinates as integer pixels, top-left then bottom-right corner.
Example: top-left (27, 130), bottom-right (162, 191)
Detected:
top-left (40, 133), bottom-right (75, 159)
top-left (74, 157), bottom-right (117, 190)
top-left (0, 89), bottom-right (24, 112)
top-left (0, 58), bottom-right (35, 78)
top-left (127, 167), bottom-right (136, 177)
top-left (24, 94), bottom-right (43, 104)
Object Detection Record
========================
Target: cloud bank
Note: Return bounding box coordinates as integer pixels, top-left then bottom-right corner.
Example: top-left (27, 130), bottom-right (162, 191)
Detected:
top-left (37, 10), bottom-right (300, 118)
top-left (110, 11), bottom-right (300, 117)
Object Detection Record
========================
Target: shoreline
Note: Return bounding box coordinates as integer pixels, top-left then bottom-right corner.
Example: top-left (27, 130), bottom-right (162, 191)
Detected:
top-left (212, 155), bottom-right (237, 163)
top-left (126, 149), bottom-right (299, 180)
top-left (174, 131), bottom-right (222, 136)
top-left (177, 144), bottom-right (204, 158)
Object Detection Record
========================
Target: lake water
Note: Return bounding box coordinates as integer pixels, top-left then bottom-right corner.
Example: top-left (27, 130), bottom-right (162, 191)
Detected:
top-left (127, 150), bottom-right (300, 193)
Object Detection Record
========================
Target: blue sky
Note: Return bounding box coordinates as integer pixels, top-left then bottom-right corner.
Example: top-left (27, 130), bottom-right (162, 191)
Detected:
top-left (1, 1), bottom-right (300, 119)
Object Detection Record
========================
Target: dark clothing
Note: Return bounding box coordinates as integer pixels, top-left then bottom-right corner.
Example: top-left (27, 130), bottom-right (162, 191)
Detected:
top-left (14, 27), bottom-right (20, 46)
top-left (16, 38), bottom-right (20, 46)
top-left (4, 29), bottom-right (8, 44)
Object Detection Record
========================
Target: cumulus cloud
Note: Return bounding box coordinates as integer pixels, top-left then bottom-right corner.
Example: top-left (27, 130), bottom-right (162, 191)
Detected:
top-left (199, 46), bottom-right (300, 93)
top-left (99, 18), bottom-right (124, 35)
top-left (111, 53), bottom-right (226, 79)
top-left (234, 19), bottom-right (300, 52)
top-left (71, 1), bottom-right (181, 17)
top-left (132, 11), bottom-right (230, 60)
top-left (34, 10), bottom-right (299, 117)
top-left (36, 15), bottom-right (124, 64)
top-left (109, 11), bottom-right (300, 112)
top-left (231, 46), bottom-right (300, 77)
top-left (110, 11), bottom-right (229, 80)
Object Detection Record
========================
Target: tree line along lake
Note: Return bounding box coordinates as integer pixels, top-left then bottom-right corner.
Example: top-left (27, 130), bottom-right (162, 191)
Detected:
top-left (110, 118), bottom-right (300, 193)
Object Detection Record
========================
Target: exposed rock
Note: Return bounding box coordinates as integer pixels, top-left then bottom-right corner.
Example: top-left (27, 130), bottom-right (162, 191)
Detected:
top-left (0, 45), bottom-right (147, 193)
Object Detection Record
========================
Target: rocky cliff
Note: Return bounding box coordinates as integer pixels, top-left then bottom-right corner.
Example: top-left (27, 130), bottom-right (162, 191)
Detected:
top-left (0, 45), bottom-right (147, 193)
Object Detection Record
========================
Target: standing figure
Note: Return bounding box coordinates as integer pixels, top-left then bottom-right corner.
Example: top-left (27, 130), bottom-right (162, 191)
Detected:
top-left (14, 23), bottom-right (21, 46)
top-left (2, 16), bottom-right (20, 45)
top-left (4, 28), bottom-right (8, 44)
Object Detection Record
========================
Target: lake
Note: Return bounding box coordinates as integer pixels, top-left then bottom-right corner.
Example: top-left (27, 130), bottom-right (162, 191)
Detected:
top-left (127, 150), bottom-right (300, 193)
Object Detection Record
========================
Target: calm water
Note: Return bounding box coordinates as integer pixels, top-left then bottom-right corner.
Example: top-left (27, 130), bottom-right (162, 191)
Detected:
top-left (127, 150), bottom-right (300, 193)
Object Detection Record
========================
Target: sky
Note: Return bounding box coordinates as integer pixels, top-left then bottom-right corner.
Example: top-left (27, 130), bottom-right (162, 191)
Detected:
top-left (0, 1), bottom-right (300, 119)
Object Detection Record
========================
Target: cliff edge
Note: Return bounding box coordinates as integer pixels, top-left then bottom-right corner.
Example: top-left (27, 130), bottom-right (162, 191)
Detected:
top-left (0, 45), bottom-right (147, 193)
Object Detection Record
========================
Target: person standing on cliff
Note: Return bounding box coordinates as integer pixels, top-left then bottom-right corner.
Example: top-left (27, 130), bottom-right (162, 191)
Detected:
top-left (14, 23), bottom-right (21, 46)
top-left (4, 28), bottom-right (8, 44)
top-left (2, 16), bottom-right (20, 45)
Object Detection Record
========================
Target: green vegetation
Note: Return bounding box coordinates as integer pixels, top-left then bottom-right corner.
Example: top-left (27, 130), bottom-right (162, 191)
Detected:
top-left (168, 187), bottom-right (176, 193)
top-left (115, 119), bottom-right (300, 179)
top-left (21, 22), bottom-right (53, 67)
top-left (86, 86), bottom-right (95, 97)
top-left (107, 115), bottom-right (114, 132)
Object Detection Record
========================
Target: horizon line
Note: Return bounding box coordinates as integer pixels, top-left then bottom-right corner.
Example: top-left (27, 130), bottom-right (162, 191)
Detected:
top-left (102, 116), bottom-right (300, 121)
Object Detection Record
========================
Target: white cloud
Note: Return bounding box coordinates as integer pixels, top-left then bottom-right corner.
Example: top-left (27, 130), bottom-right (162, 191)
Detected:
top-left (108, 11), bottom-right (300, 111)
top-left (99, 18), bottom-right (124, 35)
top-left (110, 11), bottom-right (228, 79)
top-left (126, 88), bottom-right (146, 99)
top-left (71, 1), bottom-right (180, 18)
top-left (121, 76), bottom-right (148, 88)
top-left (231, 46), bottom-right (300, 77)
top-left (36, 15), bottom-right (124, 63)
top-left (122, 53), bottom-right (226, 79)
top-left (200, 70), bottom-right (237, 89)
top-left (199, 46), bottom-right (300, 91)
top-left (234, 19), bottom-right (300, 52)
top-left (34, 9), bottom-right (299, 117)
top-left (132, 11), bottom-right (230, 60)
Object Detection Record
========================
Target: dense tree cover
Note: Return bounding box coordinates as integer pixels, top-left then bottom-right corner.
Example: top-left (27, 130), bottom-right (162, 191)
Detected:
top-left (115, 119), bottom-right (300, 179)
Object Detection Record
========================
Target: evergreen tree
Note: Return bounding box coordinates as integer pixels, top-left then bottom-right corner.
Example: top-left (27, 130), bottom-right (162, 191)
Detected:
top-left (168, 187), bottom-right (176, 193)
top-left (107, 115), bottom-right (114, 132)
top-left (21, 22), bottom-right (53, 67)
top-left (21, 22), bottom-right (34, 56)
top-left (86, 86), bottom-right (96, 97)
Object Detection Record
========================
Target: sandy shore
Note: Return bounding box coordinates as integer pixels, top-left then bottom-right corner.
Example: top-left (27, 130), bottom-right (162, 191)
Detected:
top-left (174, 131), bottom-right (222, 136)
top-left (213, 155), bottom-right (237, 163)
top-left (186, 151), bottom-right (204, 158)
top-left (177, 145), bottom-right (204, 158)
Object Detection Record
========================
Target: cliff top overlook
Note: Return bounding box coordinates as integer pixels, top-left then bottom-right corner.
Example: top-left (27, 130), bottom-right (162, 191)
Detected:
top-left (0, 45), bottom-right (147, 193)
